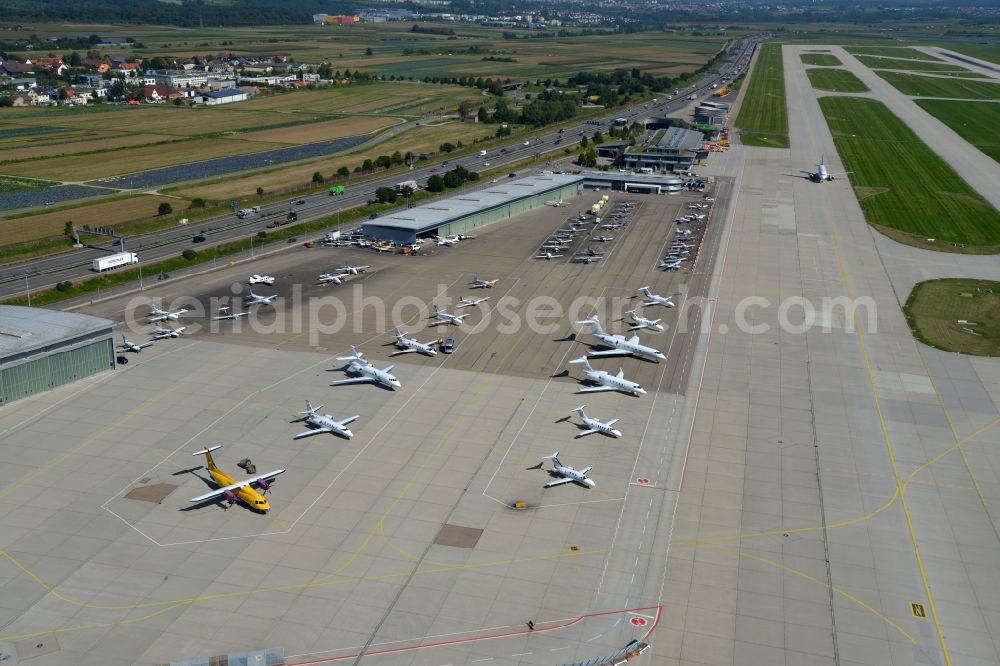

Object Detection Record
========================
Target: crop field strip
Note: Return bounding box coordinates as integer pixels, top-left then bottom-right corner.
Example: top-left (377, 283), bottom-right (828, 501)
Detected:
top-left (800, 53), bottom-right (842, 66)
top-left (914, 99), bottom-right (1000, 165)
top-left (819, 96), bottom-right (1000, 249)
top-left (805, 68), bottom-right (869, 93)
top-left (735, 43), bottom-right (790, 148)
top-left (0, 194), bottom-right (179, 245)
top-left (171, 120), bottom-right (496, 201)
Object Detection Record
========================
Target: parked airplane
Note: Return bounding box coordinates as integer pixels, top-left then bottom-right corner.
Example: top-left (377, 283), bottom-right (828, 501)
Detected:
top-left (247, 274), bottom-right (275, 285)
top-left (592, 235), bottom-right (615, 242)
top-left (581, 246), bottom-right (605, 257)
top-left (575, 315), bottom-right (666, 361)
top-left (188, 445), bottom-right (285, 513)
top-left (318, 273), bottom-right (350, 285)
top-left (638, 287), bottom-right (675, 308)
top-left (527, 451), bottom-right (596, 489)
top-left (119, 335), bottom-right (153, 352)
top-left (332, 346), bottom-right (401, 390)
top-left (569, 356), bottom-right (646, 396)
top-left (626, 309), bottom-right (664, 333)
top-left (435, 235), bottom-right (459, 246)
top-left (339, 264), bottom-right (370, 275)
top-left (660, 260), bottom-right (682, 270)
top-left (536, 251), bottom-right (564, 260)
top-left (148, 306), bottom-right (189, 322)
top-left (294, 400), bottom-right (359, 440)
top-left (213, 305), bottom-right (249, 321)
top-left (571, 405), bottom-right (622, 438)
top-left (545, 200), bottom-right (567, 207)
top-left (572, 255), bottom-right (603, 264)
top-left (472, 276), bottom-right (499, 289)
top-left (391, 327), bottom-right (438, 356)
top-left (151, 325), bottom-right (186, 339)
top-left (457, 295), bottom-right (490, 308)
top-left (245, 291), bottom-right (279, 305)
top-left (801, 158), bottom-right (850, 182)
top-left (432, 306), bottom-right (470, 326)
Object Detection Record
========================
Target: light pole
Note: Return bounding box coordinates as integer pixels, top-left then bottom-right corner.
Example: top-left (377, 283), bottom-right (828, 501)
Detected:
top-left (138, 259), bottom-right (143, 291)
top-left (250, 232), bottom-right (254, 258)
top-left (23, 272), bottom-right (30, 306)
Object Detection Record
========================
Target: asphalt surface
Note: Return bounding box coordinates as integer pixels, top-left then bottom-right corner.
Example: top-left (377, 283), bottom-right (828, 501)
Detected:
top-left (0, 185), bottom-right (726, 665)
top-left (0, 37), bottom-right (759, 300)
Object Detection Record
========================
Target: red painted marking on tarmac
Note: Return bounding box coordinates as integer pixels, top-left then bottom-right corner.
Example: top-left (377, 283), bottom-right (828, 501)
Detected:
top-left (630, 617), bottom-right (647, 627)
top-left (636, 477), bottom-right (650, 485)
top-left (288, 605), bottom-right (663, 665)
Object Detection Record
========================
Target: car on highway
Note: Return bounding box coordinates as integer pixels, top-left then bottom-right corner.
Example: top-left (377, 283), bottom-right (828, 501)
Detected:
top-left (192, 234), bottom-right (206, 243)
top-left (44, 201), bottom-right (55, 206)
top-left (303, 241), bottom-right (314, 248)
top-left (369, 213), bottom-right (379, 219)
top-left (287, 237), bottom-right (298, 243)
top-left (431, 167), bottom-right (439, 173)
top-left (508, 172), bottom-right (517, 178)
top-left (292, 199), bottom-right (306, 205)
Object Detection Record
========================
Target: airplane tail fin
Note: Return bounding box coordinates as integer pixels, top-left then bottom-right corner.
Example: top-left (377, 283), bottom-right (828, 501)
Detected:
top-left (300, 400), bottom-right (320, 415)
top-left (638, 286), bottom-right (652, 296)
top-left (393, 326), bottom-right (404, 338)
top-left (573, 405), bottom-right (587, 416)
top-left (574, 314), bottom-right (603, 335)
top-left (192, 445), bottom-right (222, 470)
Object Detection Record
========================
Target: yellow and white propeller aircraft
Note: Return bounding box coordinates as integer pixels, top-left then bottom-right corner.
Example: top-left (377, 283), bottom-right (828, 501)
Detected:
top-left (188, 445), bottom-right (285, 513)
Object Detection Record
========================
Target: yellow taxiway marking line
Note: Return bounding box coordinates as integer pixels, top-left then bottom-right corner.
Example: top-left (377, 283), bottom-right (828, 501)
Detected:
top-left (708, 545), bottom-right (916, 644)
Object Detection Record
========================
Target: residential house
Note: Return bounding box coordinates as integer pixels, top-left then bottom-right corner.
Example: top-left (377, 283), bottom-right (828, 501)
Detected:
top-left (1, 60), bottom-right (34, 76)
top-left (26, 87), bottom-right (52, 105)
top-left (112, 62), bottom-right (141, 78)
top-left (32, 57), bottom-right (69, 75)
top-left (74, 73), bottom-right (104, 88)
top-left (7, 77), bottom-right (37, 91)
top-left (142, 83), bottom-right (181, 103)
top-left (83, 59), bottom-right (110, 74)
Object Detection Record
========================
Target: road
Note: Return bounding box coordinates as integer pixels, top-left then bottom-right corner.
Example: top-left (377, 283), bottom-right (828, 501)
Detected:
top-left (0, 37), bottom-right (759, 300)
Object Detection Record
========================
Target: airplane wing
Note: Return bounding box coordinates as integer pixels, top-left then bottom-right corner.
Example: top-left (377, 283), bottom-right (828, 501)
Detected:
top-left (574, 429), bottom-right (598, 438)
top-left (577, 386), bottom-right (616, 393)
top-left (606, 418), bottom-right (620, 426)
top-left (389, 348), bottom-right (416, 356)
top-left (339, 415), bottom-right (360, 426)
top-left (587, 349), bottom-right (630, 357)
top-left (544, 477), bottom-right (577, 488)
top-left (627, 325), bottom-right (643, 331)
top-left (189, 469), bottom-right (285, 502)
top-left (331, 377), bottom-right (376, 386)
top-left (294, 427), bottom-right (332, 440)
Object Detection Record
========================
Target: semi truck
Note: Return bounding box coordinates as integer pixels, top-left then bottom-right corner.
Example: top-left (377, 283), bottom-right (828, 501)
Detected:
top-left (329, 185), bottom-right (345, 195)
top-left (395, 180), bottom-right (418, 193)
top-left (93, 252), bottom-right (138, 272)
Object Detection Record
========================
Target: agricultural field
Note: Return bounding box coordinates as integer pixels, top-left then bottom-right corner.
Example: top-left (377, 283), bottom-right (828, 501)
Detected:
top-left (903, 279), bottom-right (1000, 356)
top-left (237, 116), bottom-right (398, 144)
top-left (915, 99), bottom-right (1000, 164)
top-left (854, 55), bottom-right (969, 72)
top-left (0, 194), bottom-right (179, 245)
top-left (876, 71), bottom-right (1000, 99)
top-left (0, 176), bottom-right (52, 193)
top-left (806, 68), bottom-right (869, 93)
top-left (735, 43), bottom-right (789, 148)
top-left (172, 120), bottom-right (497, 201)
top-left (800, 53), bottom-right (842, 66)
top-left (819, 96), bottom-right (1000, 250)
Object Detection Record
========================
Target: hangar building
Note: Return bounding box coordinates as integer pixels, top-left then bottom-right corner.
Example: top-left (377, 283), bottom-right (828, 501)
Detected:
top-left (0, 306), bottom-right (116, 407)
top-left (362, 173), bottom-right (584, 245)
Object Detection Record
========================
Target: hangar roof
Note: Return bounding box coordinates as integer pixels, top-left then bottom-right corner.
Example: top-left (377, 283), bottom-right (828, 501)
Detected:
top-left (0, 305), bottom-right (115, 359)
top-left (365, 173), bottom-right (582, 233)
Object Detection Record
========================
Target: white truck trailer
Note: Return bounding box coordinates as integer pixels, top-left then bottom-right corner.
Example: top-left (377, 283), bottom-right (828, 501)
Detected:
top-left (93, 252), bottom-right (138, 272)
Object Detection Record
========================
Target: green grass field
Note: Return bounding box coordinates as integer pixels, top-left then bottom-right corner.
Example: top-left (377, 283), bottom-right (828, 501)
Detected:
top-left (845, 46), bottom-right (943, 61)
top-left (806, 68), bottom-right (870, 93)
top-left (875, 71), bottom-right (1000, 99)
top-left (819, 96), bottom-right (1000, 250)
top-left (736, 43), bottom-right (789, 148)
top-left (800, 53), bottom-right (842, 66)
top-left (854, 55), bottom-right (967, 72)
top-left (0, 176), bottom-right (53, 193)
top-left (903, 279), bottom-right (1000, 355)
top-left (915, 99), bottom-right (1000, 164)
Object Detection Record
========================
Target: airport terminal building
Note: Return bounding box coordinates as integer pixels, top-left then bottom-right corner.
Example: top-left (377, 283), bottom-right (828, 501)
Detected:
top-left (0, 306), bottom-right (116, 406)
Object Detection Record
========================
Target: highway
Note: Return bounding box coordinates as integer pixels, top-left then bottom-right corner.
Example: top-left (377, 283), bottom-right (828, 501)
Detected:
top-left (0, 37), bottom-right (758, 300)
